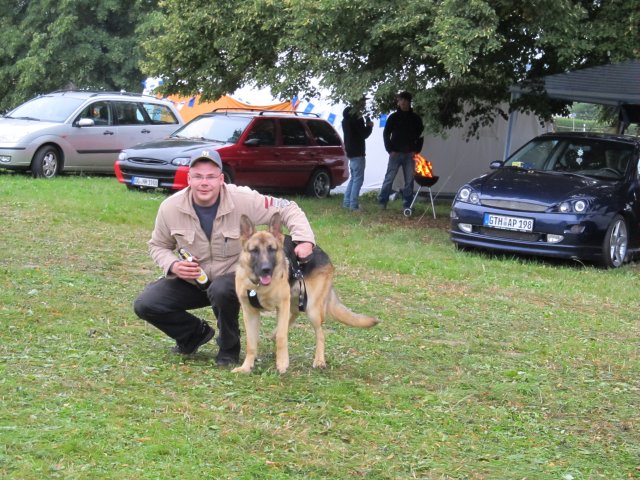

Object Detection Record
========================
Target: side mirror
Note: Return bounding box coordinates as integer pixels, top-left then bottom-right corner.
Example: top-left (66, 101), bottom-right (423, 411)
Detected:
top-left (489, 160), bottom-right (504, 169)
top-left (77, 118), bottom-right (95, 127)
top-left (244, 138), bottom-right (260, 146)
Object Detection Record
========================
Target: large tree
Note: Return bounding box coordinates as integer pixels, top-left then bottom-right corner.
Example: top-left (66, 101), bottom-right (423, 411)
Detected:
top-left (0, 0), bottom-right (157, 112)
top-left (142, 0), bottom-right (639, 133)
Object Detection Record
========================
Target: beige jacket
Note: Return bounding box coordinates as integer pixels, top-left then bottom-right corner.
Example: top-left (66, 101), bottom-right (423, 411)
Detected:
top-left (148, 184), bottom-right (315, 281)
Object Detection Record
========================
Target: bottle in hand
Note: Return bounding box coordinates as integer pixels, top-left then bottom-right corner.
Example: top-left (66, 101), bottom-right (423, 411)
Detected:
top-left (177, 248), bottom-right (210, 290)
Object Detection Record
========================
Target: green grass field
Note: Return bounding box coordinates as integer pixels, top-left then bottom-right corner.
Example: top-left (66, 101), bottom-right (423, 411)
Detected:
top-left (1, 174), bottom-right (638, 479)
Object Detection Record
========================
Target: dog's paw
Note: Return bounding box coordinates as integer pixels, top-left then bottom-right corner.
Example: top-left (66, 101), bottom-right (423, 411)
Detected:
top-left (276, 362), bottom-right (289, 374)
top-left (313, 359), bottom-right (327, 369)
top-left (232, 365), bottom-right (253, 374)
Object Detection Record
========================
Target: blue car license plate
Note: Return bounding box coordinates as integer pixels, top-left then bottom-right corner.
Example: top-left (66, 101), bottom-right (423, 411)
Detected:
top-left (131, 176), bottom-right (159, 188)
top-left (483, 213), bottom-right (534, 232)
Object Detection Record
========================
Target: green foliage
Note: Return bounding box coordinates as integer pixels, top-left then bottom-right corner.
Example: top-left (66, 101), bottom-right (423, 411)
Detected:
top-left (571, 103), bottom-right (601, 121)
top-left (142, 0), bottom-right (640, 134)
top-left (0, 0), bottom-right (158, 112)
top-left (1, 174), bottom-right (640, 478)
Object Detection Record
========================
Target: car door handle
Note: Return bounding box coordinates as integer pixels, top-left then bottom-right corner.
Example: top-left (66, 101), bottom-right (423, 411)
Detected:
top-left (103, 130), bottom-right (115, 136)
top-left (141, 129), bottom-right (151, 134)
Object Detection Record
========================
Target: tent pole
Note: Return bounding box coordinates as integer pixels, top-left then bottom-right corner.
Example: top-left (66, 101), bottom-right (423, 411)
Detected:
top-left (504, 93), bottom-right (518, 160)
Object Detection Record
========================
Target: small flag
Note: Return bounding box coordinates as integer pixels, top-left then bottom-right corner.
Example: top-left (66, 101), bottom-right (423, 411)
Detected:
top-left (303, 102), bottom-right (315, 114)
top-left (291, 96), bottom-right (298, 109)
top-left (379, 113), bottom-right (388, 127)
top-left (327, 113), bottom-right (336, 125)
top-left (188, 96), bottom-right (196, 107)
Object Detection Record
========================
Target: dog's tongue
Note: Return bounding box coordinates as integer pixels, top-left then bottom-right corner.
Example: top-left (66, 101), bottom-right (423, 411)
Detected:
top-left (259, 275), bottom-right (272, 286)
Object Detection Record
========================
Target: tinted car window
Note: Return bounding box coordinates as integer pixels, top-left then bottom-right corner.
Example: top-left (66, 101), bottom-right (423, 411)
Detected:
top-left (76, 101), bottom-right (111, 126)
top-left (174, 115), bottom-right (252, 143)
top-left (245, 119), bottom-right (276, 145)
top-left (506, 137), bottom-right (636, 179)
top-left (505, 138), bottom-right (559, 170)
top-left (280, 119), bottom-right (308, 146)
top-left (7, 95), bottom-right (85, 122)
top-left (307, 119), bottom-right (342, 146)
top-left (142, 103), bottom-right (180, 125)
top-left (114, 101), bottom-right (145, 125)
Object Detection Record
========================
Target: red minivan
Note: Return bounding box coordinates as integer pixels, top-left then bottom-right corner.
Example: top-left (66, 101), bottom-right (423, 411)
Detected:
top-left (114, 109), bottom-right (348, 198)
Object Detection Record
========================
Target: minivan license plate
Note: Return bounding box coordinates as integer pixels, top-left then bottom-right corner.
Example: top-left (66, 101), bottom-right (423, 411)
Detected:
top-left (483, 213), bottom-right (533, 232)
top-left (132, 176), bottom-right (159, 188)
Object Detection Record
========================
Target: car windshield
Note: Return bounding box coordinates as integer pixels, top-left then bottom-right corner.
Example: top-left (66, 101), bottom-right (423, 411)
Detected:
top-left (6, 95), bottom-right (86, 122)
top-left (172, 115), bottom-right (252, 143)
top-left (505, 137), bottom-right (636, 180)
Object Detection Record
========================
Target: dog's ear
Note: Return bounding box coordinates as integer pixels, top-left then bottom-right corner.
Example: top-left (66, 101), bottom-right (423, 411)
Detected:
top-left (239, 215), bottom-right (255, 243)
top-left (269, 212), bottom-right (283, 240)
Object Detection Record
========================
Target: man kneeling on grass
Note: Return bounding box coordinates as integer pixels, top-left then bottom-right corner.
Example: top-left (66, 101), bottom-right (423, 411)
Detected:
top-left (133, 150), bottom-right (315, 366)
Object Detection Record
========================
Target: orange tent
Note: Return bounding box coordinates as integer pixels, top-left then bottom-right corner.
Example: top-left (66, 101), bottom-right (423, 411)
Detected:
top-left (164, 94), bottom-right (295, 123)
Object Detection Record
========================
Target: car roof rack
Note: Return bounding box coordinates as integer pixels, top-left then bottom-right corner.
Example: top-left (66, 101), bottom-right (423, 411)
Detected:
top-left (48, 89), bottom-right (158, 99)
top-left (210, 107), bottom-right (320, 118)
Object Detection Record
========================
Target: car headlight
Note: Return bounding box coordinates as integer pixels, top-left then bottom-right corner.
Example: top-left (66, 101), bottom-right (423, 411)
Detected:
top-left (171, 157), bottom-right (190, 166)
top-left (558, 199), bottom-right (589, 213)
top-left (118, 151), bottom-right (128, 161)
top-left (456, 186), bottom-right (480, 205)
top-left (0, 133), bottom-right (27, 143)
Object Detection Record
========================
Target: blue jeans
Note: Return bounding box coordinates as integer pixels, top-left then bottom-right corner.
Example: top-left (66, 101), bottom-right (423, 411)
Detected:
top-left (378, 152), bottom-right (415, 208)
top-left (342, 156), bottom-right (366, 209)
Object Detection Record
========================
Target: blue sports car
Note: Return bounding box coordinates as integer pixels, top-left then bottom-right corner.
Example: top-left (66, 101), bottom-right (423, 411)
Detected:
top-left (450, 132), bottom-right (640, 268)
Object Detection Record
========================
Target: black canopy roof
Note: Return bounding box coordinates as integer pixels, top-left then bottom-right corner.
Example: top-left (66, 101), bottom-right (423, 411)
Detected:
top-left (536, 59), bottom-right (640, 106)
top-left (512, 59), bottom-right (640, 105)
top-left (504, 60), bottom-right (640, 156)
top-left (510, 59), bottom-right (640, 134)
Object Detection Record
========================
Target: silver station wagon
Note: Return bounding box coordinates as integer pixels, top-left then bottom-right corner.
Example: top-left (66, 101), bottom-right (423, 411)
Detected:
top-left (0, 90), bottom-right (183, 178)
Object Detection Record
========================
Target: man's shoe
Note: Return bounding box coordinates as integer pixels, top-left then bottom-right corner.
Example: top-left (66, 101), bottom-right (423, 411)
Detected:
top-left (171, 322), bottom-right (215, 355)
top-left (215, 355), bottom-right (239, 366)
top-left (215, 345), bottom-right (240, 366)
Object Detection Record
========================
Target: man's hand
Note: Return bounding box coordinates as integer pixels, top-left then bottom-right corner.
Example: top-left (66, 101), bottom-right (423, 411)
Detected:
top-left (170, 260), bottom-right (203, 280)
top-left (294, 241), bottom-right (314, 261)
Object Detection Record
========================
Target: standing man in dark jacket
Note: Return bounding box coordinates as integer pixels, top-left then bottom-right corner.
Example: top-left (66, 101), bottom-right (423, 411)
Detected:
top-left (342, 99), bottom-right (374, 210)
top-left (378, 91), bottom-right (424, 210)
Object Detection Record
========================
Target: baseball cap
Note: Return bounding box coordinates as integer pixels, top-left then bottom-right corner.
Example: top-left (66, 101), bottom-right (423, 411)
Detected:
top-left (189, 149), bottom-right (223, 169)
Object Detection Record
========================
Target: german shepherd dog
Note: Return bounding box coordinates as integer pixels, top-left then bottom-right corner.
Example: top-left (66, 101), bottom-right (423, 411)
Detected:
top-left (233, 213), bottom-right (379, 374)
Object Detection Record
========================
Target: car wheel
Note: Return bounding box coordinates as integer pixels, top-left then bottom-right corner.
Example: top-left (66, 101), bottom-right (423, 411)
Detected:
top-left (306, 169), bottom-right (330, 198)
top-left (601, 214), bottom-right (628, 268)
top-left (222, 166), bottom-right (234, 184)
top-left (31, 145), bottom-right (60, 178)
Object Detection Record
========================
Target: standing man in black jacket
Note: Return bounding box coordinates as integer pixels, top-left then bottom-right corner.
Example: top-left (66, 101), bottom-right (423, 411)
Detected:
top-left (341, 100), bottom-right (374, 211)
top-left (378, 91), bottom-right (424, 210)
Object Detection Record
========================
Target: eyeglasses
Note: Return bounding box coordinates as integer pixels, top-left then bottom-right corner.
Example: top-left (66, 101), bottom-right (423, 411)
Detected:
top-left (189, 173), bottom-right (222, 182)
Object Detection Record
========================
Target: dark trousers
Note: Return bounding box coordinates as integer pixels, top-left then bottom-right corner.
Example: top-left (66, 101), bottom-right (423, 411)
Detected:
top-left (133, 273), bottom-right (240, 353)
top-left (378, 152), bottom-right (415, 208)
